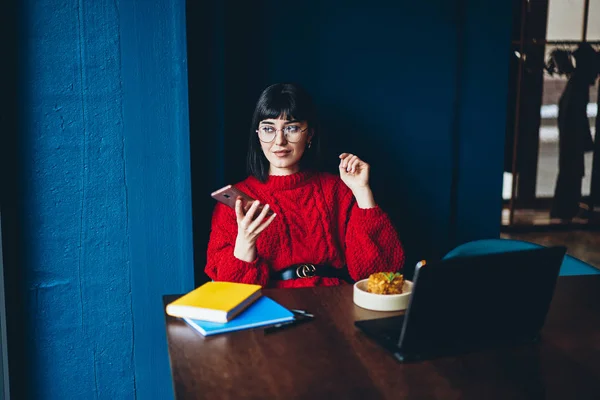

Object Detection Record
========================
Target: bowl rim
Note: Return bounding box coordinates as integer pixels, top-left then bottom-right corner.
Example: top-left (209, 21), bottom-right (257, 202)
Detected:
top-left (354, 278), bottom-right (412, 299)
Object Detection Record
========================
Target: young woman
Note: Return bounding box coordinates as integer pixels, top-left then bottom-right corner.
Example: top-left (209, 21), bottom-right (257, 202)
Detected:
top-left (205, 83), bottom-right (405, 288)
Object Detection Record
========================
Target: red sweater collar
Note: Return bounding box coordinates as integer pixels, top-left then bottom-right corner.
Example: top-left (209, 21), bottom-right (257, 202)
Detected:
top-left (251, 170), bottom-right (315, 190)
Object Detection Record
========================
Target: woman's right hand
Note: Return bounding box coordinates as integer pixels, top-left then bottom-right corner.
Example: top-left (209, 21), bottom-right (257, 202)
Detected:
top-left (233, 197), bottom-right (277, 262)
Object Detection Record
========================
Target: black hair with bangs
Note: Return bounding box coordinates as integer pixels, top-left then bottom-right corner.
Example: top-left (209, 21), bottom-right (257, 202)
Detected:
top-left (247, 83), bottom-right (321, 181)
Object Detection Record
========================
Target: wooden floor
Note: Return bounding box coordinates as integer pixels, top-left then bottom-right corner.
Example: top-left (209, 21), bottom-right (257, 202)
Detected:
top-left (501, 208), bottom-right (600, 229)
top-left (501, 230), bottom-right (600, 268)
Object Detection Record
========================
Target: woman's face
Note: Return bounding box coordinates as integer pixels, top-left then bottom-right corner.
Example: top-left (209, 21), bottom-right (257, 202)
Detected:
top-left (257, 116), bottom-right (312, 175)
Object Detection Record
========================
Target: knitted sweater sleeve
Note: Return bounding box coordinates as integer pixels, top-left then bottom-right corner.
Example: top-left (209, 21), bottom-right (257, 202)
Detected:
top-left (204, 203), bottom-right (271, 286)
top-left (338, 182), bottom-right (405, 281)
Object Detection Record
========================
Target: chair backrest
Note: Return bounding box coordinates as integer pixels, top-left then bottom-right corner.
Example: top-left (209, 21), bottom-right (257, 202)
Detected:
top-left (444, 238), bottom-right (600, 276)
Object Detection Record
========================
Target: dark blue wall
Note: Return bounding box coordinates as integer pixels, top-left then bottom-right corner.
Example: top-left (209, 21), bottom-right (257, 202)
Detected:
top-left (189, 0), bottom-right (513, 279)
top-left (0, 0), bottom-right (19, 398)
top-left (454, 0), bottom-right (512, 246)
top-left (16, 0), bottom-right (193, 398)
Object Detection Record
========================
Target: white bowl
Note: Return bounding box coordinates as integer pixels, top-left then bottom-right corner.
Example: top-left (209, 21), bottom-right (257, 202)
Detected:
top-left (353, 279), bottom-right (413, 311)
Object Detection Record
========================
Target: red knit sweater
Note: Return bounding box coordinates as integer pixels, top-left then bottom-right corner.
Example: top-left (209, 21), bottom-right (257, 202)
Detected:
top-left (205, 171), bottom-right (405, 288)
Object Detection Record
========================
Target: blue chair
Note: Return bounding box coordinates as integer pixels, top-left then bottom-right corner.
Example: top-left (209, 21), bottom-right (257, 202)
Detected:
top-left (443, 238), bottom-right (600, 276)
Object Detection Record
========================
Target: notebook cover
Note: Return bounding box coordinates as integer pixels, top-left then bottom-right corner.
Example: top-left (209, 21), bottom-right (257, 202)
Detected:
top-left (183, 296), bottom-right (295, 336)
top-left (166, 281), bottom-right (262, 322)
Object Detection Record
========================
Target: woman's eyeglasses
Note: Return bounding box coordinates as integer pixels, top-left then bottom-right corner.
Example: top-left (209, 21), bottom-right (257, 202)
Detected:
top-left (256, 125), bottom-right (308, 143)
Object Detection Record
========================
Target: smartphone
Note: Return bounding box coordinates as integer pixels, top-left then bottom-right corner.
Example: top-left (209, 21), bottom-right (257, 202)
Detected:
top-left (210, 185), bottom-right (274, 216)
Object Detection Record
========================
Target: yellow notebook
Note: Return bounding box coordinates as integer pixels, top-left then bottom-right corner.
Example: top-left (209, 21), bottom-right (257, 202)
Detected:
top-left (166, 282), bottom-right (262, 323)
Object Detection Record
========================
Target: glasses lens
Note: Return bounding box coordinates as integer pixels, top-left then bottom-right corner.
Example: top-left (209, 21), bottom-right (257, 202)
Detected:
top-left (258, 127), bottom-right (275, 142)
top-left (284, 126), bottom-right (302, 142)
top-left (285, 126), bottom-right (301, 134)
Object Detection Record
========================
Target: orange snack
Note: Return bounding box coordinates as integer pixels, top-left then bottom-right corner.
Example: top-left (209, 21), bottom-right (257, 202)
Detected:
top-left (367, 272), bottom-right (404, 295)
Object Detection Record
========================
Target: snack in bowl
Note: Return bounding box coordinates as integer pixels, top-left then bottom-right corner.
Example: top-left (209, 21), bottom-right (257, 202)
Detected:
top-left (353, 273), bottom-right (413, 311)
top-left (367, 272), bottom-right (404, 295)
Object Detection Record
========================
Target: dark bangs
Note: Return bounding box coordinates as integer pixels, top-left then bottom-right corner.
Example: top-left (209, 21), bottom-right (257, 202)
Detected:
top-left (252, 86), bottom-right (314, 128)
top-left (247, 83), bottom-right (321, 182)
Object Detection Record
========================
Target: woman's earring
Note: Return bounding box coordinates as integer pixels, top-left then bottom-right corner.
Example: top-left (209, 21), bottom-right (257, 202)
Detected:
top-left (308, 141), bottom-right (312, 149)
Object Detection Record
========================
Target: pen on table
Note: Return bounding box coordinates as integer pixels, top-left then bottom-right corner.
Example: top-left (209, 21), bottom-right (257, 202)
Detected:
top-left (290, 309), bottom-right (314, 318)
top-left (264, 317), bottom-right (312, 335)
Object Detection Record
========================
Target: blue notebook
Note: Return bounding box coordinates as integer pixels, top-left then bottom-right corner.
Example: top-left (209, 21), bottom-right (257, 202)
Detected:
top-left (183, 296), bottom-right (295, 336)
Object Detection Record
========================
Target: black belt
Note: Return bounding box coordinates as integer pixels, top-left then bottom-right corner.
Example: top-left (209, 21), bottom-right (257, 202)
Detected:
top-left (271, 264), bottom-right (354, 283)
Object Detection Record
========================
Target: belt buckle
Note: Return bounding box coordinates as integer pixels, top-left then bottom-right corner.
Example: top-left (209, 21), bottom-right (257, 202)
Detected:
top-left (296, 264), bottom-right (316, 278)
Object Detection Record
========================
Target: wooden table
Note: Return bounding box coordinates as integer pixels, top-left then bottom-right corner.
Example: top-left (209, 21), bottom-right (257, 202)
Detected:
top-left (164, 275), bottom-right (600, 399)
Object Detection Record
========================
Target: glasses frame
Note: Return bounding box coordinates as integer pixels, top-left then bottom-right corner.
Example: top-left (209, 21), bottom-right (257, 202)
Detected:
top-left (256, 125), bottom-right (309, 143)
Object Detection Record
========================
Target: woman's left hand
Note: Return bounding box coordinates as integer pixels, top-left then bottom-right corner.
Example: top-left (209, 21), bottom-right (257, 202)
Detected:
top-left (339, 153), bottom-right (376, 208)
top-left (339, 153), bottom-right (370, 191)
